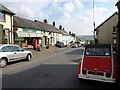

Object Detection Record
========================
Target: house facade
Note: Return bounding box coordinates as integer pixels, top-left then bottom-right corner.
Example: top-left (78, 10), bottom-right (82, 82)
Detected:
top-left (0, 4), bottom-right (15, 44)
top-left (13, 16), bottom-right (73, 47)
top-left (95, 12), bottom-right (118, 50)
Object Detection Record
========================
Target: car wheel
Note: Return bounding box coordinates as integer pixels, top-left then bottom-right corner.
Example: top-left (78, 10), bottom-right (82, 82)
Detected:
top-left (0, 58), bottom-right (7, 68)
top-left (79, 78), bottom-right (86, 83)
top-left (26, 54), bottom-right (31, 61)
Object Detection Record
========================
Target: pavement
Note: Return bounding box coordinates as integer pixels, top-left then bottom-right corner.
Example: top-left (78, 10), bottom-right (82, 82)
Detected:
top-left (23, 45), bottom-right (71, 55)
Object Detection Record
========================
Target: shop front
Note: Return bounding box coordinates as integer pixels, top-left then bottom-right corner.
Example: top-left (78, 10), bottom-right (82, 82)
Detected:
top-left (14, 27), bottom-right (43, 47)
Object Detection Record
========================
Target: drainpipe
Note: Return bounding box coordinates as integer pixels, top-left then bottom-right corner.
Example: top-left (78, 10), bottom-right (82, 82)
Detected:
top-left (0, 24), bottom-right (3, 44)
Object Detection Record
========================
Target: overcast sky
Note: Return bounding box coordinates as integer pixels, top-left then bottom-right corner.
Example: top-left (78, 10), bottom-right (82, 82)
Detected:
top-left (1, 0), bottom-right (117, 35)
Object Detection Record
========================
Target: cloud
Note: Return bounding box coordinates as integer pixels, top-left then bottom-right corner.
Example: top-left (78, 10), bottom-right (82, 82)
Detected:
top-left (64, 2), bottom-right (75, 13)
top-left (19, 5), bottom-right (34, 18)
top-left (74, 0), bottom-right (84, 9)
top-left (1, 0), bottom-right (116, 2)
top-left (1, 1), bottom-right (117, 35)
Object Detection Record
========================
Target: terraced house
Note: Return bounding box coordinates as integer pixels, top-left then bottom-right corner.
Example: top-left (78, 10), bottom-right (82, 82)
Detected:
top-left (13, 16), bottom-right (71, 47)
top-left (0, 3), bottom-right (15, 44)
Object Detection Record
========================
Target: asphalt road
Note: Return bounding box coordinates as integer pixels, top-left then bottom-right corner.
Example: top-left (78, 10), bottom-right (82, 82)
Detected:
top-left (1, 47), bottom-right (119, 89)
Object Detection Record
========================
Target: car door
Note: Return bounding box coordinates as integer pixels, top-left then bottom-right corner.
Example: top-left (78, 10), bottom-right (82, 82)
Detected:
top-left (11, 46), bottom-right (25, 61)
top-left (1, 46), bottom-right (14, 61)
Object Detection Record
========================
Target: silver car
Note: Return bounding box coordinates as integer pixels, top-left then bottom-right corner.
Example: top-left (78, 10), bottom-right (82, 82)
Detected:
top-left (0, 44), bottom-right (33, 68)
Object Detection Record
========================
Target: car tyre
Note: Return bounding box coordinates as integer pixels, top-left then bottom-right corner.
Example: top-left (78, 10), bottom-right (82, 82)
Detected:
top-left (0, 58), bottom-right (7, 68)
top-left (26, 54), bottom-right (31, 61)
top-left (79, 78), bottom-right (86, 83)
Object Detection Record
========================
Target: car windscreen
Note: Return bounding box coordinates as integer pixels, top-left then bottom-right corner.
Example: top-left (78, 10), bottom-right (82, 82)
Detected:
top-left (84, 47), bottom-right (111, 56)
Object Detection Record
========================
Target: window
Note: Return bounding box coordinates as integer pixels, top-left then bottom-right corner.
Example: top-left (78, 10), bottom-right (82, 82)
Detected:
top-left (113, 38), bottom-right (117, 45)
top-left (85, 48), bottom-right (111, 56)
top-left (0, 12), bottom-right (5, 22)
top-left (1, 46), bottom-right (12, 52)
top-left (11, 46), bottom-right (21, 52)
top-left (113, 27), bottom-right (117, 34)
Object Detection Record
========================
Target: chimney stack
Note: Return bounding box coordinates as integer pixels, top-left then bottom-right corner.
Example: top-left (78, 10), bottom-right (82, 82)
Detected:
top-left (34, 20), bottom-right (38, 22)
top-left (63, 28), bottom-right (65, 30)
top-left (53, 21), bottom-right (55, 26)
top-left (59, 25), bottom-right (62, 30)
top-left (69, 31), bottom-right (71, 35)
top-left (44, 19), bottom-right (47, 23)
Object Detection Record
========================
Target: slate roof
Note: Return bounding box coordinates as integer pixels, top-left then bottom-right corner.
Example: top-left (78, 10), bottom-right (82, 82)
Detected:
top-left (0, 3), bottom-right (15, 15)
top-left (58, 29), bottom-right (69, 36)
top-left (13, 16), bottom-right (64, 34)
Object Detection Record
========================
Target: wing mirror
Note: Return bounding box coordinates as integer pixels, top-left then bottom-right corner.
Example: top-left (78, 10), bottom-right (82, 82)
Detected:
top-left (21, 49), bottom-right (24, 52)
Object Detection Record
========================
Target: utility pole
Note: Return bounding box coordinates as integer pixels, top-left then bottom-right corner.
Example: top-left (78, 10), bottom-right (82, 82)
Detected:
top-left (93, 0), bottom-right (96, 43)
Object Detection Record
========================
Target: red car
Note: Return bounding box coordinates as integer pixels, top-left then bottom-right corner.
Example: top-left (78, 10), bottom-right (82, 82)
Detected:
top-left (78, 44), bottom-right (118, 83)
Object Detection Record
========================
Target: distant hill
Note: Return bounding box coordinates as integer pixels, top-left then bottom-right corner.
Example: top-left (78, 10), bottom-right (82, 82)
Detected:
top-left (77, 35), bottom-right (94, 42)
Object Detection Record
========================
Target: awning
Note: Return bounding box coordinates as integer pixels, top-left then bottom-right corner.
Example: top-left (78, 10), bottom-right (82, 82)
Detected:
top-left (16, 32), bottom-right (30, 37)
top-left (36, 33), bottom-right (43, 37)
top-left (29, 32), bottom-right (37, 37)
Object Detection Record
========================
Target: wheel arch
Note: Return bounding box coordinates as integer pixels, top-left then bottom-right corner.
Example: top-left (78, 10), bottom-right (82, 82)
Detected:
top-left (1, 57), bottom-right (8, 63)
top-left (27, 53), bottom-right (32, 58)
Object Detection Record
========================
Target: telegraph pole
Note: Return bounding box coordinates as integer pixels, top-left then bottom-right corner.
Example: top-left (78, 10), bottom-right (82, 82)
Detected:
top-left (93, 0), bottom-right (96, 43)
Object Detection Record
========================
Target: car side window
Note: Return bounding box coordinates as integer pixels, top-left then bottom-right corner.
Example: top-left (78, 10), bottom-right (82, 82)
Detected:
top-left (1, 46), bottom-right (12, 52)
top-left (11, 46), bottom-right (21, 52)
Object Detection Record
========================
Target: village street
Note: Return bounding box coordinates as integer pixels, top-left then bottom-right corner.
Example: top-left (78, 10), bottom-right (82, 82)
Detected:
top-left (2, 47), bottom-right (118, 89)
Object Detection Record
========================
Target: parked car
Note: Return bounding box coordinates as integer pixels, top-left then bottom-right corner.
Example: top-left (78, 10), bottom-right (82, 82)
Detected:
top-left (78, 44), bottom-right (118, 83)
top-left (0, 44), bottom-right (33, 68)
top-left (70, 43), bottom-right (78, 48)
top-left (55, 41), bottom-right (64, 48)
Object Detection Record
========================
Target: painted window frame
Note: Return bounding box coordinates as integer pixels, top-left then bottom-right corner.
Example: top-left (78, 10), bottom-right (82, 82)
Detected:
top-left (0, 11), bottom-right (6, 22)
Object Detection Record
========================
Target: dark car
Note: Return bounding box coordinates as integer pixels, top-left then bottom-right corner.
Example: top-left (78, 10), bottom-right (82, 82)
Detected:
top-left (55, 41), bottom-right (64, 48)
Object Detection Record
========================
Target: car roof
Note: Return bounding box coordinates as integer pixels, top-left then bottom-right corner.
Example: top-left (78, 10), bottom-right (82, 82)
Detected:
top-left (85, 44), bottom-right (111, 48)
top-left (0, 44), bottom-right (19, 48)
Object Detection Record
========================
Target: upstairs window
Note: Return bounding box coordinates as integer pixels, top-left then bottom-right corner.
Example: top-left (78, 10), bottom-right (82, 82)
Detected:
top-left (113, 38), bottom-right (117, 45)
top-left (0, 12), bottom-right (5, 22)
top-left (113, 27), bottom-right (117, 34)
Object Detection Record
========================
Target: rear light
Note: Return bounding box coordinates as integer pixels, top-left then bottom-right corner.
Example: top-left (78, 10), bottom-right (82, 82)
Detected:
top-left (82, 68), bottom-right (87, 75)
top-left (77, 61), bottom-right (81, 74)
top-left (106, 72), bottom-right (111, 78)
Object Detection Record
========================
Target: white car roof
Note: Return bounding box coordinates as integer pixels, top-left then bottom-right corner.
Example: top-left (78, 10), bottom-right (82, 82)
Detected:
top-left (0, 44), bottom-right (20, 49)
